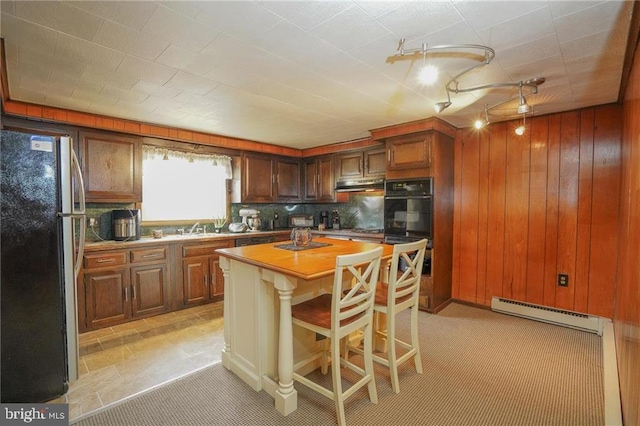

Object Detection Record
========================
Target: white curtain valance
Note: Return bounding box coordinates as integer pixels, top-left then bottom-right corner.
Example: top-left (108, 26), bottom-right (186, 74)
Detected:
top-left (143, 145), bottom-right (232, 178)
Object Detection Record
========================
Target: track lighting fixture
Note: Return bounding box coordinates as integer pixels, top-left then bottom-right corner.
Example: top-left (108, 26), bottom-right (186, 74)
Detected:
top-left (434, 101), bottom-right (452, 113)
top-left (391, 38), bottom-right (545, 129)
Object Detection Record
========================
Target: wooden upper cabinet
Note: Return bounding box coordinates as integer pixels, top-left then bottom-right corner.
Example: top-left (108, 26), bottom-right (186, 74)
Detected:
top-left (275, 158), bottom-right (302, 202)
top-left (304, 155), bottom-right (335, 203)
top-left (363, 149), bottom-right (386, 177)
top-left (242, 153), bottom-right (301, 203)
top-left (242, 154), bottom-right (274, 202)
top-left (335, 148), bottom-right (386, 181)
top-left (386, 133), bottom-right (432, 171)
top-left (79, 130), bottom-right (142, 203)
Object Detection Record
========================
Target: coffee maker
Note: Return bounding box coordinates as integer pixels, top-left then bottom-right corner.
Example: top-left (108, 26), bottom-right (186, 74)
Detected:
top-left (319, 210), bottom-right (330, 228)
top-left (112, 209), bottom-right (141, 241)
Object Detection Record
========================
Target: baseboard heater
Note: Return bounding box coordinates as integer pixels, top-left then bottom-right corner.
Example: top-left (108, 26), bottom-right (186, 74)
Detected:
top-left (491, 297), bottom-right (603, 335)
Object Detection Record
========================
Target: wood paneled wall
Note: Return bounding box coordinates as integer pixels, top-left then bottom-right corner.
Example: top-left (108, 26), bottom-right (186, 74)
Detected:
top-left (616, 35), bottom-right (640, 426)
top-left (452, 104), bottom-right (621, 319)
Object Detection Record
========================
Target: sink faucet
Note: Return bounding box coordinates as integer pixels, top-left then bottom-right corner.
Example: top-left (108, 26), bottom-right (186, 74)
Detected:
top-left (188, 222), bottom-right (200, 235)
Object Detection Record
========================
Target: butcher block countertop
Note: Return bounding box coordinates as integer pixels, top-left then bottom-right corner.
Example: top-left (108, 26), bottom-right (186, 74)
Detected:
top-left (216, 237), bottom-right (393, 281)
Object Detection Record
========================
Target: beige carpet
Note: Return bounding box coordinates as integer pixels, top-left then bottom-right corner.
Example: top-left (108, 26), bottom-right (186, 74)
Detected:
top-left (73, 303), bottom-right (604, 426)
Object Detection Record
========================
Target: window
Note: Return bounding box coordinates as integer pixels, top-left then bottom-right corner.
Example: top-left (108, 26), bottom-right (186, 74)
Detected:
top-left (141, 145), bottom-right (232, 222)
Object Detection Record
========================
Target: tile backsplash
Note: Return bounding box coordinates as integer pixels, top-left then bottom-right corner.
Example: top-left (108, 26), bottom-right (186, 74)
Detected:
top-left (85, 193), bottom-right (384, 242)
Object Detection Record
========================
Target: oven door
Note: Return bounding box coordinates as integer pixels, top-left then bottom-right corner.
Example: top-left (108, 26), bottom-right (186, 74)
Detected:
top-left (384, 195), bottom-right (432, 241)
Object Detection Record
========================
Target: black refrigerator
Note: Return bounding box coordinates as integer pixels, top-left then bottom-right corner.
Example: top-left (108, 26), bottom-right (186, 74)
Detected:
top-left (1, 130), bottom-right (86, 402)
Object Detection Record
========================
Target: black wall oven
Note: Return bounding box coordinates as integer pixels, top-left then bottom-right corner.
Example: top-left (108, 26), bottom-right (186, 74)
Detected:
top-left (384, 178), bottom-right (433, 245)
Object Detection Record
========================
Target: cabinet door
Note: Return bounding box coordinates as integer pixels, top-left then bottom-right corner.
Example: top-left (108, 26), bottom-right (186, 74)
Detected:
top-left (131, 264), bottom-right (168, 318)
top-left (303, 159), bottom-right (319, 201)
top-left (209, 256), bottom-right (224, 302)
top-left (336, 152), bottom-right (363, 181)
top-left (317, 156), bottom-right (336, 202)
top-left (275, 158), bottom-right (302, 202)
top-left (85, 268), bottom-right (130, 329)
top-left (79, 131), bottom-right (142, 203)
top-left (242, 154), bottom-right (274, 202)
top-left (386, 133), bottom-right (432, 170)
top-left (364, 149), bottom-right (387, 177)
top-left (182, 256), bottom-right (209, 306)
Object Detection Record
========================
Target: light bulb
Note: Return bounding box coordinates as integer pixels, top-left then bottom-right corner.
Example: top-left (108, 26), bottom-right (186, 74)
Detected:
top-left (474, 120), bottom-right (484, 129)
top-left (515, 125), bottom-right (525, 136)
top-left (419, 65), bottom-right (438, 85)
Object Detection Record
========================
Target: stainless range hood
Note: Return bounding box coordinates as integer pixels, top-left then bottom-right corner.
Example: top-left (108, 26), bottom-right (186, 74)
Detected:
top-left (335, 178), bottom-right (385, 193)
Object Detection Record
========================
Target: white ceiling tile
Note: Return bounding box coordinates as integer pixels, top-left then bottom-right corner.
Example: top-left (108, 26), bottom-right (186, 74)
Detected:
top-left (375, 1), bottom-right (464, 40)
top-left (548, 1), bottom-right (606, 19)
top-left (140, 4), bottom-right (193, 44)
top-left (353, 1), bottom-right (404, 19)
top-left (560, 30), bottom-right (626, 62)
top-left (495, 34), bottom-right (562, 70)
top-left (453, 0), bottom-right (547, 32)
top-left (553, 1), bottom-right (629, 44)
top-left (159, 1), bottom-right (207, 19)
top-left (173, 21), bottom-right (221, 52)
top-left (194, 2), bottom-right (282, 42)
top-left (116, 55), bottom-right (177, 86)
top-left (18, 45), bottom-right (87, 78)
top-left (477, 7), bottom-right (556, 51)
top-left (311, 5), bottom-right (390, 51)
top-left (81, 65), bottom-right (140, 91)
top-left (14, 1), bottom-right (103, 42)
top-left (259, 1), bottom-right (352, 31)
top-left (50, 71), bottom-right (104, 94)
top-left (95, 20), bottom-right (169, 61)
top-left (45, 93), bottom-right (91, 111)
top-left (172, 92), bottom-right (215, 108)
top-left (100, 85), bottom-right (149, 104)
top-left (155, 45), bottom-right (221, 77)
top-left (164, 71), bottom-right (218, 96)
top-left (55, 33), bottom-right (125, 71)
top-left (0, 13), bottom-right (59, 55)
top-left (72, 88), bottom-right (118, 106)
top-left (200, 33), bottom-right (274, 69)
top-left (1, 1), bottom-right (15, 14)
top-left (68, 1), bottom-right (158, 31)
top-left (131, 80), bottom-right (181, 99)
top-left (10, 86), bottom-right (46, 104)
top-left (0, 0), bottom-right (633, 146)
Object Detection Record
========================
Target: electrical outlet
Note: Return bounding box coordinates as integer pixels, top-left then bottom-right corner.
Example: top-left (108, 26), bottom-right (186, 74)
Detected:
top-left (558, 274), bottom-right (569, 287)
top-left (87, 217), bottom-right (97, 227)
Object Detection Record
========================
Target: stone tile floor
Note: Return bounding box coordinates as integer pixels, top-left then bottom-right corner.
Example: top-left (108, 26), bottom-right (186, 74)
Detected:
top-left (49, 302), bottom-right (224, 422)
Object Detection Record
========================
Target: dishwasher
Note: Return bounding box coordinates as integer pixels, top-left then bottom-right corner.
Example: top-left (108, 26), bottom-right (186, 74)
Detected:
top-left (235, 236), bottom-right (278, 247)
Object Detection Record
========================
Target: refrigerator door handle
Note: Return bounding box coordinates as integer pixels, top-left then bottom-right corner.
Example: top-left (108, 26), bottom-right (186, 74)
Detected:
top-left (71, 148), bottom-right (86, 279)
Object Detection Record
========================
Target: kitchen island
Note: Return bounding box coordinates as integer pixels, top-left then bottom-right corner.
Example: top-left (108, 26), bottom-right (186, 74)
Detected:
top-left (216, 237), bottom-right (393, 416)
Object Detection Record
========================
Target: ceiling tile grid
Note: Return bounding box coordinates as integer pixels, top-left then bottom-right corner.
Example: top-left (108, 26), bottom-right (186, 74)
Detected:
top-left (0, 0), bottom-right (634, 149)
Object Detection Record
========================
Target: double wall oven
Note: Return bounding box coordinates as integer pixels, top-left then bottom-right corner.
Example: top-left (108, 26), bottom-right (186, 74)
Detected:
top-left (384, 178), bottom-right (433, 274)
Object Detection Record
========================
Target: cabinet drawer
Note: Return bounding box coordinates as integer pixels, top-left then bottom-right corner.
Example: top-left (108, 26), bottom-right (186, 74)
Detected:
top-left (131, 247), bottom-right (166, 263)
top-left (182, 242), bottom-right (231, 258)
top-left (84, 252), bottom-right (127, 269)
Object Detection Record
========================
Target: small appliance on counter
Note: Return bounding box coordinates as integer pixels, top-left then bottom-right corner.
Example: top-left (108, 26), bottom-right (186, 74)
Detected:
top-left (331, 210), bottom-right (341, 230)
top-left (319, 210), bottom-right (330, 228)
top-left (112, 209), bottom-right (141, 241)
top-left (288, 214), bottom-right (314, 228)
top-left (228, 222), bottom-right (249, 233)
top-left (239, 208), bottom-right (261, 231)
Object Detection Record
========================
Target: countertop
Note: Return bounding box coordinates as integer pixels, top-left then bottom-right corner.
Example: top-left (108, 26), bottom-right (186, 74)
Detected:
top-left (84, 228), bottom-right (384, 252)
top-left (216, 237), bottom-right (393, 281)
top-left (83, 229), bottom-right (291, 252)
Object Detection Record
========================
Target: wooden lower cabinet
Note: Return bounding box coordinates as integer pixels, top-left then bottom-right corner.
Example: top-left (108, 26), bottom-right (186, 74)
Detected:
top-left (130, 264), bottom-right (168, 317)
top-left (81, 245), bottom-right (170, 331)
top-left (181, 241), bottom-right (232, 307)
top-left (84, 267), bottom-right (130, 329)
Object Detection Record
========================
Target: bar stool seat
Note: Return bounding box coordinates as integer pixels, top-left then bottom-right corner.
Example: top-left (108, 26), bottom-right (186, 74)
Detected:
top-left (291, 247), bottom-right (383, 426)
